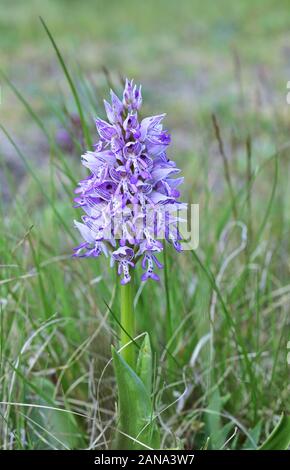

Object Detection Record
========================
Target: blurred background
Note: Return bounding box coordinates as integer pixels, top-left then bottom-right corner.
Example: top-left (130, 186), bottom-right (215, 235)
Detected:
top-left (0, 0), bottom-right (289, 450)
top-left (2, 0), bottom-right (290, 199)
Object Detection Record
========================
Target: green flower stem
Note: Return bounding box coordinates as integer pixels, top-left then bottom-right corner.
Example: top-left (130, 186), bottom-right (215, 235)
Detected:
top-left (120, 274), bottom-right (135, 369)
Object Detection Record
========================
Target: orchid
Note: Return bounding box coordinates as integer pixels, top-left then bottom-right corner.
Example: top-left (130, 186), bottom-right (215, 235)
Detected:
top-left (72, 79), bottom-right (186, 450)
top-left (74, 79), bottom-right (184, 285)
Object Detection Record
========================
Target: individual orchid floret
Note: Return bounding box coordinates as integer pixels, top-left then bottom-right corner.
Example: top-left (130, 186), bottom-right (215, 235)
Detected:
top-left (74, 79), bottom-right (185, 283)
top-left (112, 246), bottom-right (135, 285)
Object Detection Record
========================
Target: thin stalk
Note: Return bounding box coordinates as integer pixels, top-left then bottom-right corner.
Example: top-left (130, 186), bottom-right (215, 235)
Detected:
top-left (120, 274), bottom-right (135, 369)
top-left (39, 17), bottom-right (92, 148)
top-left (211, 113), bottom-right (238, 219)
top-left (246, 134), bottom-right (252, 245)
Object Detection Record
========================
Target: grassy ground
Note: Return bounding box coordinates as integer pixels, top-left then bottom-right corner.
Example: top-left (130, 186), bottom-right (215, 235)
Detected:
top-left (0, 0), bottom-right (289, 449)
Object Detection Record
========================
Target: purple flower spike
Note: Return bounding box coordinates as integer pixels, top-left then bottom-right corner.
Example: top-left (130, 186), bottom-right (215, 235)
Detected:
top-left (74, 79), bottom-right (185, 283)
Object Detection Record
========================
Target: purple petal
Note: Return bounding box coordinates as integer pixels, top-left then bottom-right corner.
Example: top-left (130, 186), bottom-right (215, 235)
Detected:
top-left (104, 100), bottom-right (115, 124)
top-left (140, 114), bottom-right (166, 141)
top-left (151, 167), bottom-right (180, 182)
top-left (74, 220), bottom-right (95, 243)
top-left (95, 118), bottom-right (118, 141)
top-left (110, 90), bottom-right (123, 116)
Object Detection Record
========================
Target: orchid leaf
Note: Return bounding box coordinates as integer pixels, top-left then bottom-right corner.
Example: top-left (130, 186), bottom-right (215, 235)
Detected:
top-left (112, 346), bottom-right (160, 450)
top-left (136, 333), bottom-right (152, 395)
top-left (259, 414), bottom-right (290, 450)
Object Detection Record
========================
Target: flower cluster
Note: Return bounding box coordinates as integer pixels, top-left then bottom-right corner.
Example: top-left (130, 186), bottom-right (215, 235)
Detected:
top-left (74, 79), bottom-right (184, 284)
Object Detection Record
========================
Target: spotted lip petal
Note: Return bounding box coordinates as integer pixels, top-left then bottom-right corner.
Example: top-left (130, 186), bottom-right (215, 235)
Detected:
top-left (74, 79), bottom-right (185, 283)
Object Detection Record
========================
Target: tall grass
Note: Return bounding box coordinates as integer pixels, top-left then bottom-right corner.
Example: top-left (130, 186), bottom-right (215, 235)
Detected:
top-left (0, 13), bottom-right (289, 450)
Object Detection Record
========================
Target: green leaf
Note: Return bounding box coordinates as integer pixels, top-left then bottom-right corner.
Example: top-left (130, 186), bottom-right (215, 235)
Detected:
top-left (204, 389), bottom-right (231, 449)
top-left (136, 333), bottom-right (152, 395)
top-left (259, 414), bottom-right (290, 450)
top-left (112, 346), bottom-right (160, 450)
top-left (242, 421), bottom-right (262, 450)
top-left (26, 377), bottom-right (85, 450)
